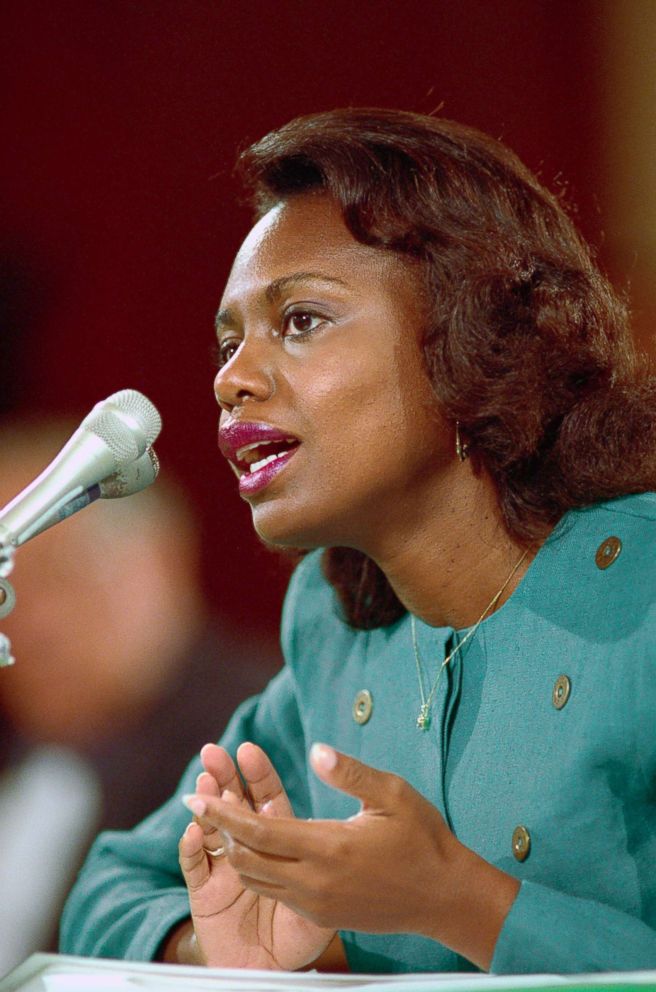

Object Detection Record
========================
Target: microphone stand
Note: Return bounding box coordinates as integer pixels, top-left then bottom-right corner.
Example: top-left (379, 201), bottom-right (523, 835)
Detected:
top-left (0, 543), bottom-right (16, 667)
top-left (0, 484), bottom-right (114, 669)
top-left (0, 455), bottom-right (157, 669)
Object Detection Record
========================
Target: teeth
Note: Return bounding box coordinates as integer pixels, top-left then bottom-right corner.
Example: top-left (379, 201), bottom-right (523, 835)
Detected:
top-left (250, 450), bottom-right (290, 474)
top-left (235, 438), bottom-right (296, 465)
top-left (236, 441), bottom-right (267, 462)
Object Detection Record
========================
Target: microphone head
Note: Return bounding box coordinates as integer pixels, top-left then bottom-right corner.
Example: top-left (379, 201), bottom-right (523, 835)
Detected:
top-left (82, 390), bottom-right (162, 466)
top-left (84, 411), bottom-right (141, 465)
top-left (0, 391), bottom-right (163, 552)
top-left (104, 389), bottom-right (162, 445)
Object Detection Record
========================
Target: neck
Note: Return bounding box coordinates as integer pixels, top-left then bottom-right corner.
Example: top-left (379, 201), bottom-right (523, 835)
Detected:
top-left (364, 462), bottom-right (536, 629)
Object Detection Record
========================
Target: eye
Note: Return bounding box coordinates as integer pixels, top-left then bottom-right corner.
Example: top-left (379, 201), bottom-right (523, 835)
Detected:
top-left (214, 337), bottom-right (241, 368)
top-left (282, 309), bottom-right (325, 339)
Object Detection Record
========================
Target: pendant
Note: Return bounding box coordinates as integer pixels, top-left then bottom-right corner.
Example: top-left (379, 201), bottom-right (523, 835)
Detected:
top-left (416, 703), bottom-right (431, 731)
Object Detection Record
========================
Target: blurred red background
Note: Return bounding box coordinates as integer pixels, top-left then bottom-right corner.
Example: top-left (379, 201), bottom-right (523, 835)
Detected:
top-left (2, 0), bottom-right (654, 640)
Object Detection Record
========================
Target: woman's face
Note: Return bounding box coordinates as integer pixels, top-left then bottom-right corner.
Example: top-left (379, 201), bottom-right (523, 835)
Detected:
top-left (214, 193), bottom-right (449, 552)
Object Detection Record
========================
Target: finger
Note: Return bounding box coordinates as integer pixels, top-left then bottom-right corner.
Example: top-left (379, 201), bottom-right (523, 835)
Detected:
top-left (223, 837), bottom-right (307, 897)
top-left (226, 838), bottom-right (297, 884)
top-left (182, 793), bottom-right (315, 859)
top-left (310, 743), bottom-right (403, 812)
top-left (236, 742), bottom-right (294, 815)
top-left (200, 743), bottom-right (248, 804)
top-left (193, 771), bottom-right (224, 851)
top-left (196, 771), bottom-right (219, 797)
top-left (179, 821), bottom-right (211, 891)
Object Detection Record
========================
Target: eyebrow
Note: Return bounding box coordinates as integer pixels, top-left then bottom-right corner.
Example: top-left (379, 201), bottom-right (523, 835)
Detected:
top-left (214, 271), bottom-right (350, 332)
top-left (264, 271), bottom-right (350, 303)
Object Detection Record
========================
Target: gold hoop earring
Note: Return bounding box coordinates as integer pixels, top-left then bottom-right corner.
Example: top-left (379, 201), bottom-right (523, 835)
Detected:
top-left (455, 422), bottom-right (469, 462)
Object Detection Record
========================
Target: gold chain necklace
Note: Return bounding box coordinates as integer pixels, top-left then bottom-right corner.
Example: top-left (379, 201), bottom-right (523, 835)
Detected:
top-left (411, 550), bottom-right (529, 731)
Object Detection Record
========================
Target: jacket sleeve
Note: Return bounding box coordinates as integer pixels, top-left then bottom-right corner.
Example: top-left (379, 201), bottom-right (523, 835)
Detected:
top-left (59, 665), bottom-right (310, 961)
top-left (492, 878), bottom-right (656, 974)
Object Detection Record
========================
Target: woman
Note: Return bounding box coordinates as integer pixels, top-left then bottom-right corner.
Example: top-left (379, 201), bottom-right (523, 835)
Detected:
top-left (61, 109), bottom-right (656, 975)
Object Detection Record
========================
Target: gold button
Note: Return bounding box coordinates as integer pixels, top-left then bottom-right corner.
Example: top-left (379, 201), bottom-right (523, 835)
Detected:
top-left (595, 536), bottom-right (622, 570)
top-left (512, 825), bottom-right (531, 862)
top-left (352, 689), bottom-right (373, 725)
top-left (552, 675), bottom-right (571, 710)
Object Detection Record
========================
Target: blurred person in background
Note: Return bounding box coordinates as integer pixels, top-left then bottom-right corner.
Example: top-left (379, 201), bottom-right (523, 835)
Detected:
top-left (0, 420), bottom-right (281, 975)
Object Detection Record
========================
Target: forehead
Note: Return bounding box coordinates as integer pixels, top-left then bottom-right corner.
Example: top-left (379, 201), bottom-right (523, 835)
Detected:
top-left (222, 194), bottom-right (408, 301)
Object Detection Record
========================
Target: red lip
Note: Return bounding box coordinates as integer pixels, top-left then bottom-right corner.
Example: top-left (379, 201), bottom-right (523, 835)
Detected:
top-left (218, 421), bottom-right (300, 462)
top-left (218, 421), bottom-right (302, 496)
top-left (236, 446), bottom-right (298, 496)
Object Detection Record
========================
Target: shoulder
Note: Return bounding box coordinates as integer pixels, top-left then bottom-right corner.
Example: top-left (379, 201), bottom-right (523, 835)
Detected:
top-left (556, 493), bottom-right (656, 566)
top-left (592, 491), bottom-right (656, 524)
top-left (586, 494), bottom-right (656, 604)
top-left (528, 493), bottom-right (656, 636)
top-left (549, 492), bottom-right (656, 553)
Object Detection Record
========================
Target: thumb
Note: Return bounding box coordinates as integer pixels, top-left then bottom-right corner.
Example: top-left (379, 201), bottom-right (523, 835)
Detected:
top-left (309, 743), bottom-right (400, 812)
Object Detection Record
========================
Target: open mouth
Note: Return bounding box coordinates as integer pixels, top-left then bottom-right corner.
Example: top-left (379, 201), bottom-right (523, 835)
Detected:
top-left (234, 437), bottom-right (300, 475)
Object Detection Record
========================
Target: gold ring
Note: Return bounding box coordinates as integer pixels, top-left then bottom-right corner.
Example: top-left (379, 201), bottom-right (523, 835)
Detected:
top-left (204, 845), bottom-right (225, 858)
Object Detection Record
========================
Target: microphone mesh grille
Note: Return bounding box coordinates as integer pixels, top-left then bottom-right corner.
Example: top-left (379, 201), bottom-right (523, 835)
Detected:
top-left (106, 389), bottom-right (162, 444)
top-left (87, 412), bottom-right (140, 463)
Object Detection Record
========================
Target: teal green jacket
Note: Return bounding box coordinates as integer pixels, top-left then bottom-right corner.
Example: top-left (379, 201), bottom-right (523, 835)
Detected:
top-left (60, 494), bottom-right (656, 974)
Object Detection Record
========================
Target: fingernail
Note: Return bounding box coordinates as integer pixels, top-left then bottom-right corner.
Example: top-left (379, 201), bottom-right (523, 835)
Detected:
top-left (182, 794), bottom-right (207, 816)
top-left (221, 789), bottom-right (239, 806)
top-left (310, 743), bottom-right (337, 771)
top-left (260, 800), bottom-right (274, 815)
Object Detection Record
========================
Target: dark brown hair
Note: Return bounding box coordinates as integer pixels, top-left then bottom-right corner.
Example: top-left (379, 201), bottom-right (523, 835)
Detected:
top-left (238, 107), bottom-right (656, 628)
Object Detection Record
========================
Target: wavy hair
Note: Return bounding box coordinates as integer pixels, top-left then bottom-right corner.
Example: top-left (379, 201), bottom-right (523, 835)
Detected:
top-left (238, 108), bottom-right (656, 628)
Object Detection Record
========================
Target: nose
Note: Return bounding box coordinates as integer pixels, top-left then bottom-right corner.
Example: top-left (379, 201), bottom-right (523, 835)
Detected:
top-left (214, 337), bottom-right (274, 412)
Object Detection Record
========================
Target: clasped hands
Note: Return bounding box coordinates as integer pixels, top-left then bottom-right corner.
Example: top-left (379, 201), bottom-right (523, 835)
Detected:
top-left (178, 740), bottom-right (517, 971)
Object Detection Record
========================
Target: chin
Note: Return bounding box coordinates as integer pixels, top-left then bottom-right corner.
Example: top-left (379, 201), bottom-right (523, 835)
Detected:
top-left (252, 519), bottom-right (323, 551)
top-left (250, 501), bottom-right (343, 552)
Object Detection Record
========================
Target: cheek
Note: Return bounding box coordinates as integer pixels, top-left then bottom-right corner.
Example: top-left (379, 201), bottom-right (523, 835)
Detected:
top-left (305, 357), bottom-right (426, 485)
top-left (304, 341), bottom-right (408, 430)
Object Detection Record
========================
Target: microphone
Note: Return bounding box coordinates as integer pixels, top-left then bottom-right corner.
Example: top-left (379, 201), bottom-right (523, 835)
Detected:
top-left (0, 390), bottom-right (162, 550)
top-left (24, 446), bottom-right (160, 544)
